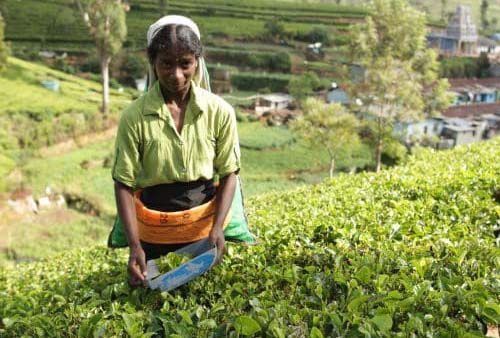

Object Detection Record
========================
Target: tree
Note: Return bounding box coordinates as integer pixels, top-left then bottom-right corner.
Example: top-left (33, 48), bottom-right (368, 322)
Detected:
top-left (476, 52), bottom-right (491, 78)
top-left (347, 0), bottom-right (452, 172)
top-left (291, 98), bottom-right (360, 178)
top-left (74, 0), bottom-right (127, 114)
top-left (0, 11), bottom-right (8, 73)
top-left (288, 72), bottom-right (320, 100)
top-left (263, 20), bottom-right (285, 42)
top-left (480, 0), bottom-right (489, 31)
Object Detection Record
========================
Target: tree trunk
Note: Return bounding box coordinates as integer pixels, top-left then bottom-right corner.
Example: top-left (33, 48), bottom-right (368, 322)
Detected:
top-left (375, 115), bottom-right (383, 172)
top-left (101, 56), bottom-right (111, 115)
top-left (329, 157), bottom-right (335, 179)
top-left (375, 138), bottom-right (383, 173)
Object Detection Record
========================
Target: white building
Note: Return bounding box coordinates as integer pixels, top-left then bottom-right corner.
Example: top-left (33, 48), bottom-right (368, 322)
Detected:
top-left (255, 93), bottom-right (293, 115)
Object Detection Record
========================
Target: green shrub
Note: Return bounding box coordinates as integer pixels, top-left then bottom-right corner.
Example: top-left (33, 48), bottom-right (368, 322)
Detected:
top-left (79, 56), bottom-right (101, 74)
top-left (235, 109), bottom-right (248, 122)
top-left (439, 56), bottom-right (479, 78)
top-left (294, 26), bottom-right (331, 45)
top-left (381, 139), bottom-right (408, 166)
top-left (114, 52), bottom-right (148, 87)
top-left (206, 48), bottom-right (291, 72)
top-left (332, 35), bottom-right (351, 46)
top-left (231, 72), bottom-right (292, 92)
top-left (1, 138), bottom-right (499, 336)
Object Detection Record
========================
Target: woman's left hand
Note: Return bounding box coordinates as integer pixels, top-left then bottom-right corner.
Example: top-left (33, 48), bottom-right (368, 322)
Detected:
top-left (208, 226), bottom-right (225, 264)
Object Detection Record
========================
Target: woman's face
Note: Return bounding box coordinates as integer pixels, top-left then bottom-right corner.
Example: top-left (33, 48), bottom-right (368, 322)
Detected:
top-left (154, 46), bottom-right (197, 95)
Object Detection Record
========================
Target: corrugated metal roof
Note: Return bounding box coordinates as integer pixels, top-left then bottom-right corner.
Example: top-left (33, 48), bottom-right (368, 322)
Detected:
top-left (443, 102), bottom-right (500, 118)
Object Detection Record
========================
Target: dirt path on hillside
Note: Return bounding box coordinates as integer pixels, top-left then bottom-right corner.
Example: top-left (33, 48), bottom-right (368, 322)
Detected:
top-left (37, 126), bottom-right (118, 158)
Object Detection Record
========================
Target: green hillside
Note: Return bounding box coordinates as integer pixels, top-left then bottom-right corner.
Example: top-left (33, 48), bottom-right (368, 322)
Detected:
top-left (4, 0), bottom-right (497, 55)
top-left (1, 137), bottom-right (499, 336)
top-left (0, 57), bottom-right (133, 154)
top-left (3, 0), bottom-right (364, 52)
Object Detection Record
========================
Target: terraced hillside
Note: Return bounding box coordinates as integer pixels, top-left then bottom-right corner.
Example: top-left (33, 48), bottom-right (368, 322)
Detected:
top-left (3, 0), bottom-right (364, 52)
top-left (1, 138), bottom-right (498, 337)
top-left (0, 57), bottom-right (133, 154)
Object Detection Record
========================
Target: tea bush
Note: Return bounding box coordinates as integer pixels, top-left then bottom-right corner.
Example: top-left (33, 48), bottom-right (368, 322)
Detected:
top-left (1, 138), bottom-right (499, 337)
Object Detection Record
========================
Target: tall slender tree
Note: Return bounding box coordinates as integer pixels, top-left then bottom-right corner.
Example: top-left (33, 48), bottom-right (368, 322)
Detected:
top-left (0, 10), bottom-right (8, 73)
top-left (74, 0), bottom-right (127, 114)
top-left (347, 0), bottom-right (452, 172)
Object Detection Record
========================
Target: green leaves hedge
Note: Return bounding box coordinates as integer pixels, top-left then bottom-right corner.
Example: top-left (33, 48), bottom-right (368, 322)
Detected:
top-left (1, 138), bottom-right (499, 337)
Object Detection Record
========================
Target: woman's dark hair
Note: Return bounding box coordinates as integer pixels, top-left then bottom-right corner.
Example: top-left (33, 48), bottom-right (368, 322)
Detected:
top-left (147, 25), bottom-right (203, 64)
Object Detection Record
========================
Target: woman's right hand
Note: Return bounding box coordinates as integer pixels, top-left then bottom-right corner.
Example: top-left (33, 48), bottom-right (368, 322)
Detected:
top-left (128, 245), bottom-right (147, 286)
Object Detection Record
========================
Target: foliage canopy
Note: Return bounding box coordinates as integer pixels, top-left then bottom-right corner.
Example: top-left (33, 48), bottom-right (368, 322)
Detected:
top-left (348, 0), bottom-right (452, 171)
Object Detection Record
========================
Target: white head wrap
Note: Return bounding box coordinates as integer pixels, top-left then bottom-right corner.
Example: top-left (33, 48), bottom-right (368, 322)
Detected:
top-left (146, 15), bottom-right (211, 92)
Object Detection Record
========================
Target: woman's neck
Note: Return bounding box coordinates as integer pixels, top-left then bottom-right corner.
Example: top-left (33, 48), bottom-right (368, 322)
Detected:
top-left (160, 84), bottom-right (191, 106)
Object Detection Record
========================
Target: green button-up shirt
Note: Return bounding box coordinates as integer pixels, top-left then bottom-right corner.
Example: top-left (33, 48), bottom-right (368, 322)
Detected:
top-left (112, 80), bottom-right (240, 189)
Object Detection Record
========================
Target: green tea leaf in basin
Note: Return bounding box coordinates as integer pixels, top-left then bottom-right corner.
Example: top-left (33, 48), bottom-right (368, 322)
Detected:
top-left (157, 252), bottom-right (191, 272)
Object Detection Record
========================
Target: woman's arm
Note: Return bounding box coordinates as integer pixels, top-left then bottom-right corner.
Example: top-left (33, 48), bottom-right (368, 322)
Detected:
top-left (114, 180), bottom-right (147, 285)
top-left (209, 172), bottom-right (237, 262)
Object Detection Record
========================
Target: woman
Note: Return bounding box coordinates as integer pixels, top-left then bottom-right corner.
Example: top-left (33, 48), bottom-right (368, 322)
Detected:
top-left (112, 16), bottom-right (240, 286)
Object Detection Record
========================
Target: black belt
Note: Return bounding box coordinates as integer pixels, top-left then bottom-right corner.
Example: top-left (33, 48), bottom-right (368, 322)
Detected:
top-left (140, 179), bottom-right (215, 212)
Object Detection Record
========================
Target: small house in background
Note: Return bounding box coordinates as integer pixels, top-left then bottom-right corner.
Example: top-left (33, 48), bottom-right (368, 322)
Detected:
top-left (448, 78), bottom-right (500, 105)
top-left (482, 113), bottom-right (500, 136)
top-left (440, 117), bottom-right (488, 147)
top-left (395, 118), bottom-right (444, 141)
top-left (398, 101), bottom-right (500, 149)
top-left (477, 36), bottom-right (500, 55)
top-left (255, 93), bottom-right (293, 115)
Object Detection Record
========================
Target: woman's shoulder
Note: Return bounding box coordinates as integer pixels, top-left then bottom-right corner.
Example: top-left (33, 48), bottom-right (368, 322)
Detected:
top-left (193, 85), bottom-right (234, 117)
top-left (120, 94), bottom-right (149, 123)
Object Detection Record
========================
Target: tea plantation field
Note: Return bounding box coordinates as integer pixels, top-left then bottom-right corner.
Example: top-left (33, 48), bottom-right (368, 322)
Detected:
top-left (3, 0), bottom-right (363, 51)
top-left (1, 138), bottom-right (499, 337)
top-left (0, 57), bottom-right (133, 156)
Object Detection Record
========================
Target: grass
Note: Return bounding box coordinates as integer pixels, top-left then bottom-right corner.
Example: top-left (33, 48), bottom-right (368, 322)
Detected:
top-left (0, 57), bottom-right (132, 117)
top-left (0, 209), bottom-right (110, 267)
top-left (238, 122), bottom-right (296, 150)
top-left (0, 57), bottom-right (134, 159)
top-left (22, 141), bottom-right (116, 215)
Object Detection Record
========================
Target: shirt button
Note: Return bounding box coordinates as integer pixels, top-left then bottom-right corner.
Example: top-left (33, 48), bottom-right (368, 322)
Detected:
top-left (182, 167), bottom-right (187, 173)
top-left (179, 140), bottom-right (184, 145)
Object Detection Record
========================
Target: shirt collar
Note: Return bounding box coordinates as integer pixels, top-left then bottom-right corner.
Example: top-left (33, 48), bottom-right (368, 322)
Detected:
top-left (142, 80), bottom-right (209, 118)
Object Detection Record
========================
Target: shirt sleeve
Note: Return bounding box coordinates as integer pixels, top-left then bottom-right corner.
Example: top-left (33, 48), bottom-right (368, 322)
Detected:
top-left (214, 102), bottom-right (241, 178)
top-left (111, 109), bottom-right (141, 189)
